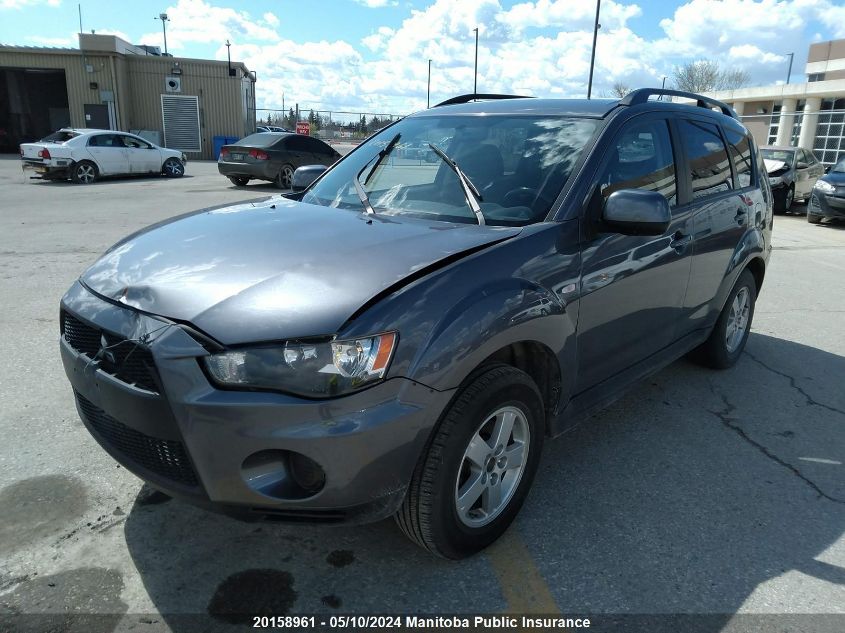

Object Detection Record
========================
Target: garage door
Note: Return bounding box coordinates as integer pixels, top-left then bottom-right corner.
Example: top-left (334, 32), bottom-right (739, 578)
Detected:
top-left (160, 95), bottom-right (200, 152)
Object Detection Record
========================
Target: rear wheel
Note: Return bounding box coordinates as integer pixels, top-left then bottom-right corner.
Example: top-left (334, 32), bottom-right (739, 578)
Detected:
top-left (228, 176), bottom-right (249, 187)
top-left (395, 365), bottom-right (544, 559)
top-left (276, 164), bottom-right (295, 189)
top-left (162, 158), bottom-right (185, 178)
top-left (71, 161), bottom-right (98, 184)
top-left (689, 270), bottom-right (757, 369)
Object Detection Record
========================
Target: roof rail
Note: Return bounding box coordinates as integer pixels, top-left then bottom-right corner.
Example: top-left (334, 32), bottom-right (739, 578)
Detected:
top-left (619, 88), bottom-right (738, 119)
top-left (433, 93), bottom-right (532, 108)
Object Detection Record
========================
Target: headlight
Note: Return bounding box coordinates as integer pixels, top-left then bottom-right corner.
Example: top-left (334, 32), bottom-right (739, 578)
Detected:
top-left (815, 180), bottom-right (835, 194)
top-left (203, 332), bottom-right (397, 397)
top-left (768, 176), bottom-right (782, 186)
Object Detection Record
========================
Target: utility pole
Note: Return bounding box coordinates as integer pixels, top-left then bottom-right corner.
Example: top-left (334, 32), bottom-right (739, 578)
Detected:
top-left (225, 39), bottom-right (232, 76)
top-left (473, 28), bottom-right (478, 94)
top-left (785, 52), bottom-right (794, 84)
top-left (427, 59), bottom-right (432, 108)
top-left (156, 13), bottom-right (170, 56)
top-left (586, 0), bottom-right (601, 99)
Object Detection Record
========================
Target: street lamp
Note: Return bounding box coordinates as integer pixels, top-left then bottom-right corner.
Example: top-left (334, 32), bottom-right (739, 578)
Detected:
top-left (473, 27), bottom-right (479, 94)
top-left (155, 13), bottom-right (170, 56)
top-left (586, 0), bottom-right (601, 99)
top-left (427, 59), bottom-right (432, 109)
top-left (785, 52), bottom-right (794, 84)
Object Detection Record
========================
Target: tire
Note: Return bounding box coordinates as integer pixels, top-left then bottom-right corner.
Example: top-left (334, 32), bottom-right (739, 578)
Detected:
top-left (689, 270), bottom-right (757, 369)
top-left (276, 164), bottom-right (295, 190)
top-left (162, 157), bottom-right (185, 178)
top-left (395, 364), bottom-right (544, 559)
top-left (807, 212), bottom-right (823, 224)
top-left (71, 161), bottom-right (98, 184)
top-left (228, 176), bottom-right (249, 187)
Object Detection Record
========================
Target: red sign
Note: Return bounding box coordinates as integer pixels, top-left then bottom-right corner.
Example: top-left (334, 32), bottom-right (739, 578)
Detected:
top-left (296, 122), bottom-right (310, 135)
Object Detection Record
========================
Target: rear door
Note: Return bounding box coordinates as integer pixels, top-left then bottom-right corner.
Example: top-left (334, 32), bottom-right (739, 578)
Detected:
top-left (679, 118), bottom-right (749, 334)
top-left (85, 134), bottom-right (128, 175)
top-left (575, 114), bottom-right (693, 392)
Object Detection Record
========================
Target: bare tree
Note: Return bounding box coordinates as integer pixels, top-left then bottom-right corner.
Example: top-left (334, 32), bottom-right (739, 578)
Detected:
top-left (610, 81), bottom-right (631, 98)
top-left (672, 60), bottom-right (751, 92)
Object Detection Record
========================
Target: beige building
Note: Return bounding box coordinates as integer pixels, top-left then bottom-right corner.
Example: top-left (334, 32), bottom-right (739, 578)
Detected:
top-left (705, 38), bottom-right (845, 167)
top-left (0, 33), bottom-right (255, 159)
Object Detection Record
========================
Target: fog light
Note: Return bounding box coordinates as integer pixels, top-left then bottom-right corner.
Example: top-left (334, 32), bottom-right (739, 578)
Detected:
top-left (289, 452), bottom-right (326, 493)
top-left (241, 449), bottom-right (325, 500)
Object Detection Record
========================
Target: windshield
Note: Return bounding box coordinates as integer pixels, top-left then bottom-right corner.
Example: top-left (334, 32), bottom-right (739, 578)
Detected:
top-left (761, 149), bottom-right (795, 167)
top-left (302, 114), bottom-right (598, 226)
top-left (39, 130), bottom-right (79, 143)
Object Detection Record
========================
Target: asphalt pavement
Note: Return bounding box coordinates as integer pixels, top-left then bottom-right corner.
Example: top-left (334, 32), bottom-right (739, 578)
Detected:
top-left (0, 156), bottom-right (843, 632)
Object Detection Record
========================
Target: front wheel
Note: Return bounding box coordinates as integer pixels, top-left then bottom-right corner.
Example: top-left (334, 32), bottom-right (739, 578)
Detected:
top-left (395, 365), bottom-right (544, 559)
top-left (689, 269), bottom-right (757, 369)
top-left (162, 158), bottom-right (185, 178)
top-left (807, 211), bottom-right (823, 224)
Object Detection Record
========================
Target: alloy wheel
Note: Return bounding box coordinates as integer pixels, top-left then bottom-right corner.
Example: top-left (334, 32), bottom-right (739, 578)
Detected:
top-left (76, 164), bottom-right (95, 183)
top-left (165, 159), bottom-right (184, 176)
top-left (280, 165), bottom-right (294, 189)
top-left (725, 287), bottom-right (750, 353)
top-left (454, 405), bottom-right (530, 528)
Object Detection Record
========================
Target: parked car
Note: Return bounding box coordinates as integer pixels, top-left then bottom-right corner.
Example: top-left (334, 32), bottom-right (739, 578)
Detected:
top-left (761, 145), bottom-right (824, 212)
top-left (807, 156), bottom-right (845, 224)
top-left (20, 128), bottom-right (186, 184)
top-left (60, 89), bottom-right (771, 559)
top-left (217, 132), bottom-right (341, 188)
top-left (257, 125), bottom-right (291, 133)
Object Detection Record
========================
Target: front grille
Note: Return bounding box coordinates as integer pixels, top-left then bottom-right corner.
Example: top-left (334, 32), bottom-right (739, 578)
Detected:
top-left (75, 392), bottom-right (198, 487)
top-left (62, 311), bottom-right (159, 393)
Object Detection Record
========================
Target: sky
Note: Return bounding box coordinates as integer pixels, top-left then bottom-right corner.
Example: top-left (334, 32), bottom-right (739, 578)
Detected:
top-left (1, 0), bottom-right (845, 116)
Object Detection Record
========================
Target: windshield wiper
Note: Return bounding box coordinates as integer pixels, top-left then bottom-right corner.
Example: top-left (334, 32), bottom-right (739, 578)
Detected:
top-left (351, 133), bottom-right (402, 216)
top-left (427, 143), bottom-right (485, 225)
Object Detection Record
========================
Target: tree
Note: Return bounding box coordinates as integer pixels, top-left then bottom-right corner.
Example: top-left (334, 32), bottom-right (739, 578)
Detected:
top-left (672, 60), bottom-right (750, 92)
top-left (610, 81), bottom-right (631, 98)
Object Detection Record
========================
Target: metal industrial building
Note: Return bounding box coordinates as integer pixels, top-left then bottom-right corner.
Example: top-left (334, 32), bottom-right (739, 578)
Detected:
top-left (705, 38), bottom-right (845, 167)
top-left (0, 33), bottom-right (255, 159)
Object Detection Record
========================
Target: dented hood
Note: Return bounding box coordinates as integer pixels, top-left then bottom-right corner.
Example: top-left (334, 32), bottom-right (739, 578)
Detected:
top-left (81, 196), bottom-right (519, 344)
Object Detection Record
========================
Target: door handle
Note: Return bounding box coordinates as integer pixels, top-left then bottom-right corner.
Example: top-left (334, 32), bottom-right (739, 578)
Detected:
top-left (670, 231), bottom-right (691, 253)
top-left (734, 209), bottom-right (747, 225)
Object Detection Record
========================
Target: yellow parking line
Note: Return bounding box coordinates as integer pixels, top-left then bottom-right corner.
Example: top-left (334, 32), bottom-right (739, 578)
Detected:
top-left (487, 525), bottom-right (560, 614)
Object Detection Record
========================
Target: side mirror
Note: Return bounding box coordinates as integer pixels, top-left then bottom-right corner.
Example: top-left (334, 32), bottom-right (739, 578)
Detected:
top-left (291, 165), bottom-right (327, 192)
top-left (825, 165), bottom-right (831, 173)
top-left (603, 189), bottom-right (671, 236)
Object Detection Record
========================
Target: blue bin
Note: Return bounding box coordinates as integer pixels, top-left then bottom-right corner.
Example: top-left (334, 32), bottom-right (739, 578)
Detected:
top-left (213, 135), bottom-right (240, 159)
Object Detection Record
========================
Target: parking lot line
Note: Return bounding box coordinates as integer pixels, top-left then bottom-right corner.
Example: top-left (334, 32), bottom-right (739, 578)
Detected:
top-left (487, 525), bottom-right (559, 614)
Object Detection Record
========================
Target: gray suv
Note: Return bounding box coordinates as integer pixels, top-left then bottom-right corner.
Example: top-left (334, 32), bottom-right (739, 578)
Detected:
top-left (60, 89), bottom-right (772, 559)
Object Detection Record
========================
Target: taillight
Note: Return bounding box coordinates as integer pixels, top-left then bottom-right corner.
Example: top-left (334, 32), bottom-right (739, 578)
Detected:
top-left (38, 148), bottom-right (51, 159)
top-left (220, 147), bottom-right (229, 159)
top-left (249, 149), bottom-right (269, 160)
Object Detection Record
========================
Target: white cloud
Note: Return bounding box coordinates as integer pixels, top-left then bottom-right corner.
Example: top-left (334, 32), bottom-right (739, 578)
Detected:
top-left (263, 11), bottom-right (279, 27)
top-left (1, 0), bottom-right (60, 9)
top-left (138, 0), bottom-right (279, 52)
top-left (354, 0), bottom-right (397, 7)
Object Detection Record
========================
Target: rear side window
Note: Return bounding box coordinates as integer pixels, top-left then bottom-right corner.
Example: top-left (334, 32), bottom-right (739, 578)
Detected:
top-left (599, 119), bottom-right (677, 207)
top-left (679, 120), bottom-right (732, 199)
top-left (724, 128), bottom-right (754, 188)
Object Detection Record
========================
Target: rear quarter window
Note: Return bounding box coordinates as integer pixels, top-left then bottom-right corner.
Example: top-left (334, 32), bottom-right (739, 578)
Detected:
top-left (723, 128), bottom-right (754, 188)
top-left (678, 120), bottom-right (733, 199)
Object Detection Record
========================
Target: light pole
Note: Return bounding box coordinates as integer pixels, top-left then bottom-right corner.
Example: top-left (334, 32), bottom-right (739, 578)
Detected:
top-left (473, 27), bottom-right (478, 94)
top-left (427, 59), bottom-right (432, 108)
top-left (586, 0), bottom-right (601, 99)
top-left (785, 52), bottom-right (794, 84)
top-left (155, 13), bottom-right (169, 56)
top-left (225, 39), bottom-right (232, 76)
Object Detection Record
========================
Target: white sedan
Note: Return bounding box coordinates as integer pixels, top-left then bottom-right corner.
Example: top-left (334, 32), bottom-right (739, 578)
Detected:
top-left (20, 128), bottom-right (187, 184)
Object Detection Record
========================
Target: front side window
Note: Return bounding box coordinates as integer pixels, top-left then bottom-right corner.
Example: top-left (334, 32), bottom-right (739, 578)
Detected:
top-left (120, 135), bottom-right (151, 149)
top-left (302, 114), bottom-right (598, 226)
top-left (598, 119), bottom-right (677, 206)
top-left (724, 129), bottom-right (754, 188)
top-left (88, 134), bottom-right (120, 148)
top-left (679, 120), bottom-right (733, 199)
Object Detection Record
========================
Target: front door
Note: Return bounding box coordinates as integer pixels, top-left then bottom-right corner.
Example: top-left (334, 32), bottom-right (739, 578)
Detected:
top-left (575, 115), bottom-right (693, 393)
top-left (85, 133), bottom-right (128, 175)
top-left (118, 134), bottom-right (160, 173)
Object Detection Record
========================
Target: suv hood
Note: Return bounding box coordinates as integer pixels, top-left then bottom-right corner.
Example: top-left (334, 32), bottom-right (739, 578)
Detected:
top-left (81, 197), bottom-right (520, 344)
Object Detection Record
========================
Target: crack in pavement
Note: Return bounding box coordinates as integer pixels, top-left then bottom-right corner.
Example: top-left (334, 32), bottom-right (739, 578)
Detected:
top-left (707, 381), bottom-right (844, 505)
top-left (745, 351), bottom-right (845, 417)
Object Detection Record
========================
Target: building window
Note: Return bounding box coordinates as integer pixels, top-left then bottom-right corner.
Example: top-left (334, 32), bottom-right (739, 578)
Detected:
top-left (767, 103), bottom-right (781, 145)
top-left (807, 73), bottom-right (825, 83)
top-left (813, 98), bottom-right (845, 167)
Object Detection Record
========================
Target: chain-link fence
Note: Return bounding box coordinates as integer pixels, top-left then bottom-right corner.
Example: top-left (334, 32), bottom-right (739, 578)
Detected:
top-left (256, 108), bottom-right (404, 140)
